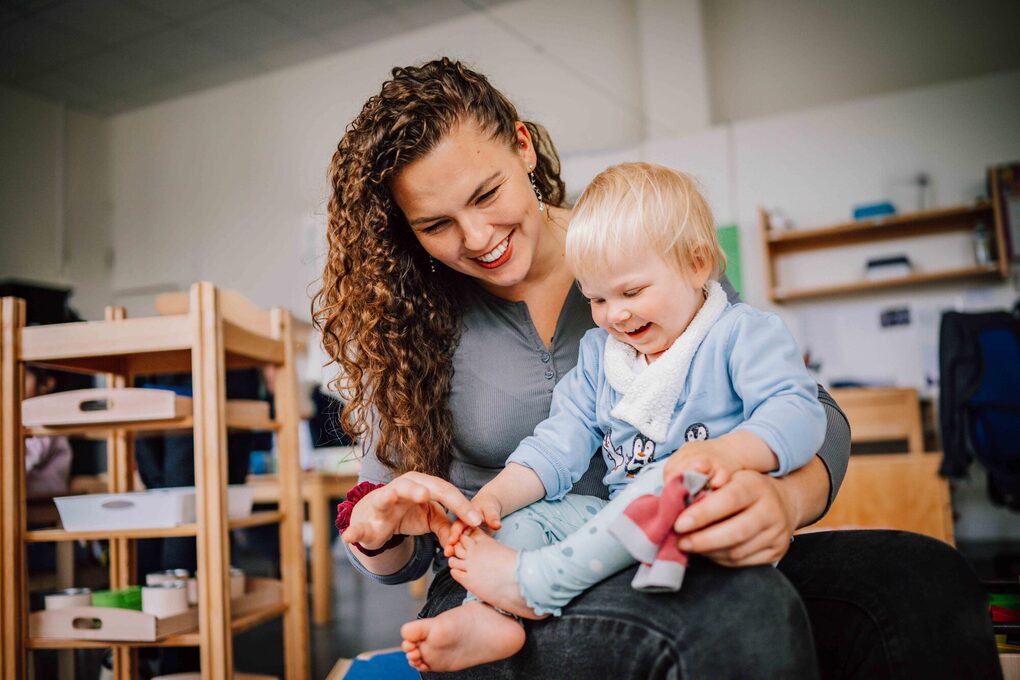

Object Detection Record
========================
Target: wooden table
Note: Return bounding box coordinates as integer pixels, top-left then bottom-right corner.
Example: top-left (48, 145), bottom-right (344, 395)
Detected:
top-left (247, 471), bottom-right (358, 625)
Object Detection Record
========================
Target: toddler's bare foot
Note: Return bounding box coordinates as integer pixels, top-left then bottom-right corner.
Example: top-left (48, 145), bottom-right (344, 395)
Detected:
top-left (449, 530), bottom-right (545, 620)
top-left (400, 601), bottom-right (524, 672)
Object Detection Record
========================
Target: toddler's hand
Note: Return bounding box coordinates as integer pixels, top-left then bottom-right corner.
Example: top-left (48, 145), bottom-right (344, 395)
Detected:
top-left (664, 440), bottom-right (739, 490)
top-left (443, 492), bottom-right (502, 556)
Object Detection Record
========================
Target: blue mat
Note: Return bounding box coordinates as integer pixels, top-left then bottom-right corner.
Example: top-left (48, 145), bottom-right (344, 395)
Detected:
top-left (342, 649), bottom-right (419, 679)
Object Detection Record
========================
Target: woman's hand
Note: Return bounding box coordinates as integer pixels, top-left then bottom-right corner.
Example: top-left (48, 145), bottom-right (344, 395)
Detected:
top-left (342, 472), bottom-right (483, 550)
top-left (443, 491), bottom-right (504, 556)
top-left (672, 469), bottom-right (799, 567)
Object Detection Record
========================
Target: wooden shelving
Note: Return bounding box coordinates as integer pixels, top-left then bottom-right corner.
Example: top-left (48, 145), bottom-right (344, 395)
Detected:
top-left (23, 413), bottom-right (279, 438)
top-left (773, 263), bottom-right (1002, 303)
top-left (25, 510), bottom-right (285, 543)
top-left (760, 187), bottom-right (1009, 303)
top-left (0, 283), bottom-right (310, 680)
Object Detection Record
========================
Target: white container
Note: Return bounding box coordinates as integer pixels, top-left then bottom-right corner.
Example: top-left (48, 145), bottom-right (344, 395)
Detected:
top-left (55, 488), bottom-right (196, 532)
top-left (146, 569), bottom-right (190, 587)
top-left (225, 484), bottom-right (254, 519)
top-left (44, 588), bottom-right (92, 610)
top-left (54, 485), bottom-right (255, 532)
top-left (142, 582), bottom-right (188, 618)
top-left (229, 567), bottom-right (245, 599)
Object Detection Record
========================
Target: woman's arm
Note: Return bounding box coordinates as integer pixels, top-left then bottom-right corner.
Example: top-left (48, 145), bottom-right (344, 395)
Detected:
top-left (814, 385), bottom-right (851, 514)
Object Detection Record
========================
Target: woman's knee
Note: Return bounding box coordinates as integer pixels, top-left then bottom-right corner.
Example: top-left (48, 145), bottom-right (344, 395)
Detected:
top-left (561, 560), bottom-right (819, 678)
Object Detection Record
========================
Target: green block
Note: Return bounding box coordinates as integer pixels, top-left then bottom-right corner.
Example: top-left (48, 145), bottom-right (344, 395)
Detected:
top-left (91, 586), bottom-right (142, 610)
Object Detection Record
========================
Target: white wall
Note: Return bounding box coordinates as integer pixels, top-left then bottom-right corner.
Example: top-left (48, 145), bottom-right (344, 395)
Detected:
top-left (702, 0), bottom-right (1020, 123)
top-left (107, 0), bottom-right (643, 317)
top-left (636, 0), bottom-right (711, 138)
top-left (1, 86), bottom-right (63, 281)
top-left (0, 85), bottom-right (111, 319)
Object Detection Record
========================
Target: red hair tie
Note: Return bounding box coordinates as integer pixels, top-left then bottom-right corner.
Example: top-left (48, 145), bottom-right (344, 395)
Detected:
top-left (336, 481), bottom-right (406, 556)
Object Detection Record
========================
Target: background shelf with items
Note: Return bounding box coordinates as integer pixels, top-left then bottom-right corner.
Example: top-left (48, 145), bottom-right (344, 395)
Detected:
top-left (0, 283), bottom-right (309, 680)
top-left (760, 167), bottom-right (1014, 304)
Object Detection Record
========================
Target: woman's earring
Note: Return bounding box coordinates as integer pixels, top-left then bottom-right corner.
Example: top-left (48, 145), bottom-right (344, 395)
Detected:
top-left (529, 171), bottom-right (545, 213)
top-left (429, 256), bottom-right (437, 274)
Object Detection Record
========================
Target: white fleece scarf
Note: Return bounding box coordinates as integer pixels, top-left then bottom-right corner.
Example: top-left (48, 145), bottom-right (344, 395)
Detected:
top-left (603, 280), bottom-right (727, 442)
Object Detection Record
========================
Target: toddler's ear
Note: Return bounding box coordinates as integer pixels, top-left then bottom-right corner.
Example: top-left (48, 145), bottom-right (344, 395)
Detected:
top-left (687, 245), bottom-right (714, 288)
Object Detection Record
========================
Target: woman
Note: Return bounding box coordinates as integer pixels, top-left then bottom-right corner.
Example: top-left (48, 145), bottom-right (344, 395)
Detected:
top-left (315, 58), bottom-right (999, 678)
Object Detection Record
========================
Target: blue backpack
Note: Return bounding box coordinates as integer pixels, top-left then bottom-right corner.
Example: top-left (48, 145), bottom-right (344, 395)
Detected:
top-left (938, 304), bottom-right (1020, 510)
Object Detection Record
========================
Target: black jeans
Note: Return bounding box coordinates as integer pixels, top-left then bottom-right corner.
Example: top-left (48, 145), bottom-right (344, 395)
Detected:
top-left (419, 530), bottom-right (1001, 679)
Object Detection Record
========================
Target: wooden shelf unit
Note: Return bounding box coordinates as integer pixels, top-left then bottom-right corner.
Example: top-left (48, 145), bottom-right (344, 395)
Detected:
top-left (760, 196), bottom-right (1010, 303)
top-left (0, 283), bottom-right (310, 680)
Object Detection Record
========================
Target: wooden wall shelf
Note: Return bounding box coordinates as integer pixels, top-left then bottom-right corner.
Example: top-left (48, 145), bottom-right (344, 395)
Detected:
top-left (760, 170), bottom-right (1011, 304)
top-left (765, 203), bottom-right (995, 252)
top-left (772, 263), bottom-right (1002, 302)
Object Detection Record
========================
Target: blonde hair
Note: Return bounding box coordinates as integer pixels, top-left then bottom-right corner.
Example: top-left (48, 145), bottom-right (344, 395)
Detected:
top-left (566, 162), bottom-right (725, 282)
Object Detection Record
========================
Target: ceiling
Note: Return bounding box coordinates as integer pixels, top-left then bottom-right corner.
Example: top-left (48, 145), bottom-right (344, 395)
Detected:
top-left (0, 0), bottom-right (506, 115)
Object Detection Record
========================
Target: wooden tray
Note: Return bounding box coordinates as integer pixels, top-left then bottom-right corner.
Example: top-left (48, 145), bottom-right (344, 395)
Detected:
top-left (29, 577), bottom-right (283, 642)
top-left (29, 605), bottom-right (198, 642)
top-left (23, 388), bottom-right (191, 427)
top-left (22, 388), bottom-right (271, 429)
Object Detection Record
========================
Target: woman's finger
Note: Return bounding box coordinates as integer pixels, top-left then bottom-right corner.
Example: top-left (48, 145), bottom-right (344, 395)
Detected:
top-left (709, 466), bottom-right (731, 489)
top-left (398, 472), bottom-right (483, 527)
top-left (428, 507), bottom-right (453, 546)
top-left (718, 544), bottom-right (787, 568)
top-left (677, 500), bottom-right (766, 554)
top-left (445, 520), bottom-right (468, 555)
top-left (701, 525), bottom-right (781, 566)
top-left (341, 523), bottom-right (364, 545)
top-left (673, 477), bottom-right (751, 533)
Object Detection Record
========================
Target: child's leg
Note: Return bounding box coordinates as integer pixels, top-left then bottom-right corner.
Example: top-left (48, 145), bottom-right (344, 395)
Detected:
top-left (461, 499), bottom-right (594, 605)
top-left (456, 460), bottom-right (689, 617)
top-left (402, 498), bottom-right (602, 672)
top-left (518, 464), bottom-right (677, 615)
top-left (450, 495), bottom-right (609, 618)
top-left (400, 601), bottom-right (526, 673)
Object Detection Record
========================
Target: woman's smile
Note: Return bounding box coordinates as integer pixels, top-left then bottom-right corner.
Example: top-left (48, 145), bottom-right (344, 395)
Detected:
top-left (473, 231), bottom-right (514, 269)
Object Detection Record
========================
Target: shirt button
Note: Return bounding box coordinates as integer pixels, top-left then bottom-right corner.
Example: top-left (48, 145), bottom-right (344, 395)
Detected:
top-left (544, 369), bottom-right (555, 380)
top-left (540, 352), bottom-right (551, 363)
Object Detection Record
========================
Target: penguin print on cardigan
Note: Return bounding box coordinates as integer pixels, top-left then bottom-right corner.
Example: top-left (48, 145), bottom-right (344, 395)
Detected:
top-left (603, 427), bottom-right (625, 471)
top-left (684, 422), bottom-right (709, 442)
top-left (625, 434), bottom-right (656, 477)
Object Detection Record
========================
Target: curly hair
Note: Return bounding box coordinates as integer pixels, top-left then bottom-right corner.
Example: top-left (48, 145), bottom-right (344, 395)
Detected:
top-left (313, 58), bottom-right (566, 477)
